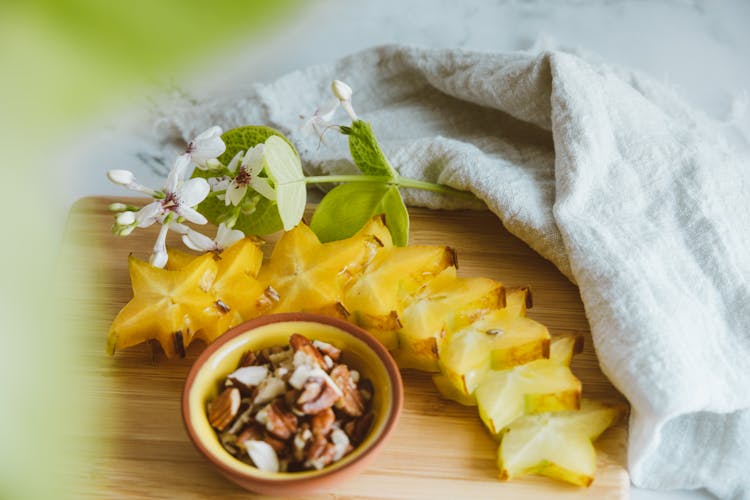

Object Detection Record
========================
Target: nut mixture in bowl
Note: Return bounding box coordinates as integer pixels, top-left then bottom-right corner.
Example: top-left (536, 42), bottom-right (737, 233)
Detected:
top-left (207, 333), bottom-right (374, 473)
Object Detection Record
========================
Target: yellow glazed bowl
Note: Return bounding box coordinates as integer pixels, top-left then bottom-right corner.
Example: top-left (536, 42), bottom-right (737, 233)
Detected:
top-left (182, 312), bottom-right (403, 496)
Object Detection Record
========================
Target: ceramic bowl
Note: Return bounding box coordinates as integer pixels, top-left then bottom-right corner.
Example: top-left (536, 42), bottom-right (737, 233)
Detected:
top-left (182, 312), bottom-right (403, 496)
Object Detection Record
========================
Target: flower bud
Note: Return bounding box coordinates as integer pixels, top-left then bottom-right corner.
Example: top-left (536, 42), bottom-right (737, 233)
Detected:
top-left (116, 211), bottom-right (136, 226)
top-left (108, 202), bottom-right (127, 212)
top-left (331, 80), bottom-right (353, 102)
top-left (107, 169), bottom-right (135, 186)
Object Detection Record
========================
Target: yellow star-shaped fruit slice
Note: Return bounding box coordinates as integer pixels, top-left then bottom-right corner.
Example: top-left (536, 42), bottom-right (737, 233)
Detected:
top-left (106, 253), bottom-right (220, 358)
top-left (497, 399), bottom-right (626, 486)
top-left (259, 217), bottom-right (391, 318)
top-left (167, 238), bottom-right (270, 344)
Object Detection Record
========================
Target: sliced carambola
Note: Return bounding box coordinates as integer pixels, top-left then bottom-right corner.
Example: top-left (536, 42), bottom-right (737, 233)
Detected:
top-left (497, 399), bottom-right (626, 486)
top-left (106, 253), bottom-right (219, 358)
top-left (475, 353), bottom-right (582, 434)
top-left (433, 287), bottom-right (544, 405)
top-left (396, 267), bottom-right (504, 372)
top-left (344, 244), bottom-right (455, 331)
top-left (259, 217), bottom-right (390, 317)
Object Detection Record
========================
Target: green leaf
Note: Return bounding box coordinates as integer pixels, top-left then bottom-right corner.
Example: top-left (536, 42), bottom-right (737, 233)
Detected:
top-left (310, 182), bottom-right (409, 246)
top-left (219, 125), bottom-right (294, 165)
top-left (263, 136), bottom-right (306, 231)
top-left (346, 120), bottom-right (396, 178)
top-left (233, 196), bottom-right (284, 236)
top-left (191, 126), bottom-right (296, 235)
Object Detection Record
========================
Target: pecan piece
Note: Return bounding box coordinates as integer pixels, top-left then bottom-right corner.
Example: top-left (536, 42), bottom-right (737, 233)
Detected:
top-left (293, 423), bottom-right (313, 463)
top-left (207, 387), bottom-right (241, 431)
top-left (297, 376), bottom-right (340, 414)
top-left (330, 365), bottom-right (365, 417)
top-left (265, 400), bottom-right (298, 440)
top-left (305, 435), bottom-right (337, 470)
top-left (236, 423), bottom-right (264, 446)
top-left (312, 340), bottom-right (341, 362)
top-left (311, 407), bottom-right (335, 437)
top-left (263, 431), bottom-right (288, 455)
top-left (344, 412), bottom-right (374, 446)
top-left (290, 333), bottom-right (327, 369)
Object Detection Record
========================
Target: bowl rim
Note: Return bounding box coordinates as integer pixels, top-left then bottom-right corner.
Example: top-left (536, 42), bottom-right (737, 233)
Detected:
top-left (181, 311), bottom-right (404, 489)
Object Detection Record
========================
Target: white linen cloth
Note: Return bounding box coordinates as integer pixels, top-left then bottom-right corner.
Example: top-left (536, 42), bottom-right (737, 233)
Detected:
top-left (158, 46), bottom-right (750, 499)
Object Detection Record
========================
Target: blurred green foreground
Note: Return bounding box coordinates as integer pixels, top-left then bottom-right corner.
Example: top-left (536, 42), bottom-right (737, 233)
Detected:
top-left (0, 1), bottom-right (300, 498)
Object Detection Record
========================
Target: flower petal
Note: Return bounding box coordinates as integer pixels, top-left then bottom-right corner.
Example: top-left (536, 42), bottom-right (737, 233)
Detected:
top-left (193, 125), bottom-right (222, 141)
top-left (178, 206), bottom-right (208, 225)
top-left (226, 183), bottom-right (247, 206)
top-left (241, 144), bottom-right (265, 176)
top-left (208, 176), bottom-right (230, 191)
top-left (169, 222), bottom-right (190, 235)
top-left (190, 126), bottom-right (226, 165)
top-left (150, 223), bottom-right (171, 268)
top-left (226, 150), bottom-right (243, 174)
top-left (165, 154), bottom-right (191, 193)
top-left (182, 229), bottom-right (215, 252)
top-left (317, 98), bottom-right (340, 122)
top-left (135, 202), bottom-right (163, 228)
top-left (251, 177), bottom-right (276, 201)
top-left (178, 178), bottom-right (210, 207)
top-left (215, 223), bottom-right (245, 249)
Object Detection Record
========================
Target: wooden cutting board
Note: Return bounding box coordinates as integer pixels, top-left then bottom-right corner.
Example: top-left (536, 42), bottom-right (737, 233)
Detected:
top-left (62, 196), bottom-right (629, 499)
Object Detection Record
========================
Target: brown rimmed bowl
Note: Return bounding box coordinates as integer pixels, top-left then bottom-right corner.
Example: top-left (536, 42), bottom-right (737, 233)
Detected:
top-left (182, 312), bottom-right (404, 496)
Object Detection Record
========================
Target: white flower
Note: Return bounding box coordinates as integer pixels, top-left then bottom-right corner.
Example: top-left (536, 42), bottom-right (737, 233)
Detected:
top-left (186, 126), bottom-right (226, 168)
top-left (331, 79), bottom-right (357, 121)
top-left (182, 223), bottom-right (245, 253)
top-left (130, 156), bottom-right (210, 229)
top-left (225, 145), bottom-right (276, 206)
top-left (300, 98), bottom-right (340, 141)
top-left (106, 154), bottom-right (210, 268)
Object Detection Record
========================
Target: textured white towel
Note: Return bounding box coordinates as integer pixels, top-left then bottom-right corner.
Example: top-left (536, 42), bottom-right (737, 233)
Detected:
top-left (158, 46), bottom-right (750, 499)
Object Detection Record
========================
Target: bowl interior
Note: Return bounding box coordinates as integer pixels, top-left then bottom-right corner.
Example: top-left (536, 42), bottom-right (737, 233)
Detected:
top-left (186, 318), bottom-right (396, 482)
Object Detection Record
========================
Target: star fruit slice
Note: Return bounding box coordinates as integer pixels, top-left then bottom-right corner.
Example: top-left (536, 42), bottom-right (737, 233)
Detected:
top-left (168, 238), bottom-right (272, 343)
top-left (433, 288), bottom-right (548, 405)
top-left (259, 216), bottom-right (391, 318)
top-left (106, 252), bottom-right (220, 358)
top-left (343, 244), bottom-right (456, 350)
top-left (497, 399), bottom-right (626, 486)
top-left (394, 267), bottom-right (505, 372)
top-left (475, 335), bottom-right (583, 435)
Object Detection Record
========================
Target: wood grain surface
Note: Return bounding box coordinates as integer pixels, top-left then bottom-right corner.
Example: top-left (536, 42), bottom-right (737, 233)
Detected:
top-left (62, 196), bottom-right (629, 499)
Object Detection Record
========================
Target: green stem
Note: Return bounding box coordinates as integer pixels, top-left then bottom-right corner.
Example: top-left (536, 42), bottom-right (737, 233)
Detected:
top-left (304, 175), bottom-right (474, 198)
top-left (304, 175), bottom-right (391, 184)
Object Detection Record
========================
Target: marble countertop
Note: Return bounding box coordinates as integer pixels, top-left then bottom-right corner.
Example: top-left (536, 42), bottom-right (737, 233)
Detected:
top-left (62, 1), bottom-right (749, 498)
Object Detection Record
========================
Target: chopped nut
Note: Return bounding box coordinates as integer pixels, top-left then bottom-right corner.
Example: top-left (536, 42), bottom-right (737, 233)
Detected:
top-left (228, 365), bottom-right (268, 389)
top-left (207, 387), bottom-right (241, 431)
top-left (313, 340), bottom-right (342, 362)
top-left (344, 412), bottom-right (374, 446)
top-left (330, 428), bottom-right (351, 461)
top-left (305, 436), bottom-right (337, 470)
top-left (311, 408), bottom-right (335, 437)
top-left (290, 333), bottom-right (327, 370)
top-left (331, 365), bottom-right (365, 417)
top-left (206, 334), bottom-right (373, 472)
top-left (297, 377), bottom-right (341, 415)
top-left (293, 423), bottom-right (313, 462)
top-left (265, 400), bottom-right (298, 440)
top-left (263, 431), bottom-right (288, 455)
top-left (245, 440), bottom-right (279, 473)
top-left (238, 350), bottom-right (258, 367)
top-left (236, 424), bottom-right (264, 446)
top-left (254, 377), bottom-right (286, 405)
